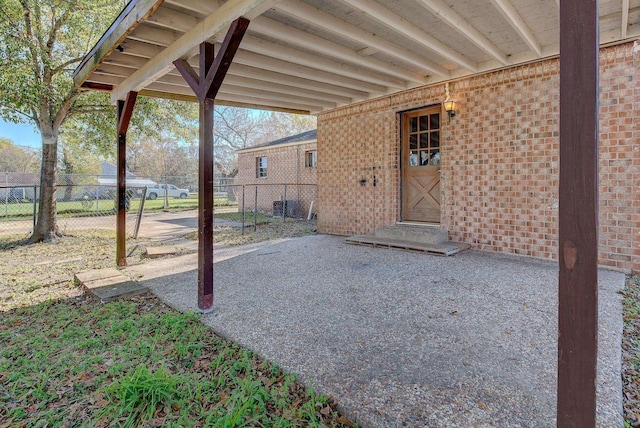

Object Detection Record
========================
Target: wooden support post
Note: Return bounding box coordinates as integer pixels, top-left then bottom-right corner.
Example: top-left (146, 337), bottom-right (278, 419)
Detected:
top-left (199, 42), bottom-right (216, 311)
top-left (173, 17), bottom-right (250, 313)
top-left (115, 91), bottom-right (138, 267)
top-left (557, 0), bottom-right (599, 426)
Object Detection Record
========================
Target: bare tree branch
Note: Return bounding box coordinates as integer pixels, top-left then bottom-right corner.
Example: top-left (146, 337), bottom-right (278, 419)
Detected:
top-left (51, 55), bottom-right (86, 75)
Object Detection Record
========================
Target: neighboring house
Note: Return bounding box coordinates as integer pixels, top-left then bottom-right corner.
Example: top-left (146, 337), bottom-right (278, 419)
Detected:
top-left (235, 130), bottom-right (317, 218)
top-left (98, 161), bottom-right (137, 183)
top-left (0, 172), bottom-right (39, 201)
top-left (97, 161), bottom-right (156, 190)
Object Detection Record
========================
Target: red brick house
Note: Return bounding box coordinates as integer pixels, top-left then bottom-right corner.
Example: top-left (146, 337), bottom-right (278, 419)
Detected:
top-left (235, 129), bottom-right (317, 217)
top-left (318, 42), bottom-right (640, 271)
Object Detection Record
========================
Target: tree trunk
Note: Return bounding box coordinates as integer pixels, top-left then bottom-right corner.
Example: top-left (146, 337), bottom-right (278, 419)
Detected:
top-left (30, 135), bottom-right (61, 242)
top-left (62, 149), bottom-right (74, 202)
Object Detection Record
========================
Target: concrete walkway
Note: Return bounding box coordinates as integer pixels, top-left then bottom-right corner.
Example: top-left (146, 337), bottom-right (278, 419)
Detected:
top-left (125, 235), bottom-right (624, 428)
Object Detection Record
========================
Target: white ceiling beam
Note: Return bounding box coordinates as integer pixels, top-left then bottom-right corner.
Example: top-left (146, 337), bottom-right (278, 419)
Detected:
top-left (146, 81), bottom-right (321, 112)
top-left (240, 35), bottom-right (407, 90)
top-left (166, 0), bottom-right (448, 78)
top-left (144, 5), bottom-right (200, 31)
top-left (220, 49), bottom-right (388, 94)
top-left (338, 0), bottom-right (478, 72)
top-left (487, 0), bottom-right (542, 56)
top-left (276, 0), bottom-right (449, 77)
top-left (128, 25), bottom-right (182, 46)
top-left (87, 73), bottom-right (125, 86)
top-left (415, 0), bottom-right (509, 65)
top-left (108, 40), bottom-right (369, 100)
top-left (118, 39), bottom-right (170, 58)
top-left (138, 89), bottom-right (311, 114)
top-left (111, 0), bottom-right (282, 102)
top-left (139, 4), bottom-right (404, 91)
top-left (96, 62), bottom-right (353, 104)
top-left (358, 47), bottom-right (378, 57)
top-left (250, 18), bottom-right (428, 84)
top-left (622, 0), bottom-right (630, 39)
top-left (228, 63), bottom-right (367, 100)
top-left (222, 74), bottom-right (353, 105)
top-left (163, 0), bottom-right (222, 15)
top-left (218, 84), bottom-right (337, 109)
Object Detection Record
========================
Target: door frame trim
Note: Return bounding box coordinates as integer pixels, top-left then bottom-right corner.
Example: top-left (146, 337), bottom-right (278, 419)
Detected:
top-left (399, 104), bottom-right (443, 224)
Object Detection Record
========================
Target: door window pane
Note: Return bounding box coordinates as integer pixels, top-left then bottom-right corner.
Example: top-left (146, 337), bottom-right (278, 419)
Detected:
top-left (420, 150), bottom-right (429, 166)
top-left (409, 134), bottom-right (418, 150)
top-left (430, 150), bottom-right (441, 166)
top-left (409, 151), bottom-right (418, 166)
top-left (419, 115), bottom-right (429, 131)
top-left (420, 133), bottom-right (429, 149)
top-left (430, 114), bottom-right (440, 130)
top-left (431, 131), bottom-right (440, 148)
top-left (409, 117), bottom-right (417, 132)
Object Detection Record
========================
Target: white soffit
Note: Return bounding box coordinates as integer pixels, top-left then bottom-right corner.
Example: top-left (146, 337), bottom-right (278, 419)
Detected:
top-left (74, 0), bottom-right (640, 115)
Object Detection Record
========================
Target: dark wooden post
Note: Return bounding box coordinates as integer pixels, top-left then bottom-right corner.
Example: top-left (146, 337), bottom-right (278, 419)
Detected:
top-left (116, 91), bottom-right (138, 267)
top-left (199, 42), bottom-right (216, 311)
top-left (173, 17), bottom-right (250, 312)
top-left (557, 0), bottom-right (599, 426)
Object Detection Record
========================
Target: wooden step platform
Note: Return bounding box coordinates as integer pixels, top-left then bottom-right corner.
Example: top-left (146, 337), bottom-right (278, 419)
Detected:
top-left (345, 234), bottom-right (471, 256)
top-left (75, 268), bottom-right (148, 303)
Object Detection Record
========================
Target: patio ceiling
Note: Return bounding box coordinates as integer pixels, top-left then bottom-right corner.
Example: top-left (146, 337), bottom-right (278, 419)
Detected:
top-left (73, 0), bottom-right (640, 114)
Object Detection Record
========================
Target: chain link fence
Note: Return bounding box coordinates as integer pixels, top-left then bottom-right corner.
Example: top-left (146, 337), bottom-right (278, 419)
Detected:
top-left (0, 172), bottom-right (317, 239)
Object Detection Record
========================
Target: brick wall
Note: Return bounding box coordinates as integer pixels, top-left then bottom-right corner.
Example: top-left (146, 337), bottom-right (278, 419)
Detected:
top-left (235, 142), bottom-right (317, 217)
top-left (318, 41), bottom-right (640, 272)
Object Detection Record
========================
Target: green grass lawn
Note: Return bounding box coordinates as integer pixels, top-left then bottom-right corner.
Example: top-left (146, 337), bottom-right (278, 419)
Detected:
top-left (0, 296), bottom-right (351, 427)
top-left (623, 275), bottom-right (640, 426)
top-left (0, 230), bottom-right (349, 427)
top-left (0, 197), bottom-right (237, 220)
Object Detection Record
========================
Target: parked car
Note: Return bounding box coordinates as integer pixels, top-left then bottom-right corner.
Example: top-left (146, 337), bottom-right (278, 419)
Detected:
top-left (146, 184), bottom-right (189, 200)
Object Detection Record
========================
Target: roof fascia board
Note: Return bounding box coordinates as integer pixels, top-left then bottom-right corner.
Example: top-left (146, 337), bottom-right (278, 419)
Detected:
top-left (110, 0), bottom-right (282, 103)
top-left (73, 0), bottom-right (165, 88)
top-left (236, 139), bottom-right (317, 154)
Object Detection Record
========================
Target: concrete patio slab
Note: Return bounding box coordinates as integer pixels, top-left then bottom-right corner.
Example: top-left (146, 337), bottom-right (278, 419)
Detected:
top-left (125, 235), bottom-right (624, 428)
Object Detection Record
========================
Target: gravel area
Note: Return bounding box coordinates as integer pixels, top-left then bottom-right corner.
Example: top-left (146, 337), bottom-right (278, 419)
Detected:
top-left (127, 235), bottom-right (624, 427)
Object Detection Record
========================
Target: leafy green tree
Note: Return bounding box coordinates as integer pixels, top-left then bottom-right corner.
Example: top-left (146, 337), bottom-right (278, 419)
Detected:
top-left (0, 137), bottom-right (40, 173)
top-left (0, 0), bottom-right (125, 241)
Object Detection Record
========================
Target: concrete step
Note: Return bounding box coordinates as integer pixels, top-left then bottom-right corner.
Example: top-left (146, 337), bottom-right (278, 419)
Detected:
top-left (374, 224), bottom-right (448, 245)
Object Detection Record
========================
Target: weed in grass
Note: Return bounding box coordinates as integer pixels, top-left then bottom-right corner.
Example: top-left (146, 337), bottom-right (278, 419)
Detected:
top-left (100, 364), bottom-right (182, 427)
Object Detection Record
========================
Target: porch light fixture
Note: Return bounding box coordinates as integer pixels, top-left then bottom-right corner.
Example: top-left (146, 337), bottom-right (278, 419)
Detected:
top-left (444, 100), bottom-right (457, 122)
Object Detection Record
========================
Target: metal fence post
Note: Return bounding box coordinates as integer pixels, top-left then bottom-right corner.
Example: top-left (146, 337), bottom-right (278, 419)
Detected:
top-left (33, 185), bottom-right (37, 231)
top-left (96, 189), bottom-right (99, 212)
top-left (133, 186), bottom-right (147, 239)
top-left (163, 176), bottom-right (169, 209)
top-left (282, 184), bottom-right (287, 221)
top-left (4, 173), bottom-right (8, 219)
top-left (241, 185), bottom-right (245, 235)
top-left (254, 185), bottom-right (257, 232)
